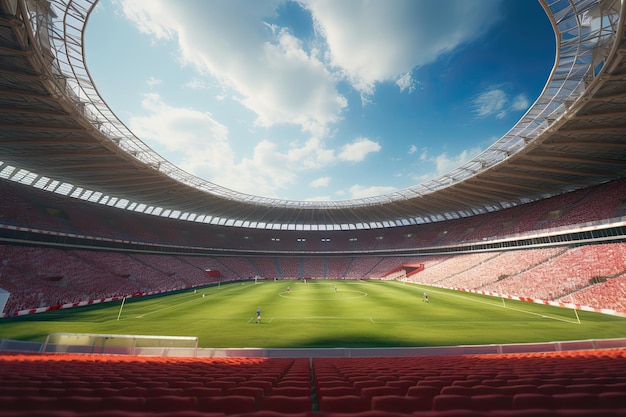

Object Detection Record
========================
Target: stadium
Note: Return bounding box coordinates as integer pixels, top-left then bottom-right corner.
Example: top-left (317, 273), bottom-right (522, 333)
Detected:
top-left (0, 0), bottom-right (626, 415)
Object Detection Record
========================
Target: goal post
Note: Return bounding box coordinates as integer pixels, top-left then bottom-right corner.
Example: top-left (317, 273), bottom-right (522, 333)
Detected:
top-left (42, 333), bottom-right (199, 357)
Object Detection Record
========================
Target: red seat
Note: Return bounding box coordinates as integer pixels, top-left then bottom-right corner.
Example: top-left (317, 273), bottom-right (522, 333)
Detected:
top-left (360, 385), bottom-right (402, 398)
top-left (107, 381), bottom-right (137, 389)
top-left (417, 379), bottom-right (451, 388)
top-left (470, 394), bottom-right (513, 411)
top-left (319, 395), bottom-right (370, 412)
top-left (277, 380), bottom-right (310, 388)
top-left (599, 391), bottom-right (626, 408)
top-left (196, 395), bottom-right (256, 414)
top-left (432, 394), bottom-right (472, 411)
top-left (182, 387), bottom-right (223, 397)
top-left (260, 395), bottom-right (312, 413)
top-left (144, 395), bottom-right (197, 412)
top-left (371, 394), bottom-right (431, 412)
top-left (397, 375), bottom-right (424, 383)
top-left (385, 379), bottom-right (415, 394)
top-left (0, 395), bottom-right (58, 411)
top-left (55, 396), bottom-right (103, 412)
top-left (536, 384), bottom-right (569, 394)
top-left (452, 379), bottom-right (482, 387)
top-left (168, 380), bottom-right (204, 389)
top-left (226, 386), bottom-right (265, 403)
top-left (100, 395), bottom-right (146, 411)
top-left (512, 393), bottom-right (553, 410)
top-left (221, 376), bottom-right (246, 384)
top-left (250, 376), bottom-right (279, 386)
top-left (440, 385), bottom-right (473, 395)
top-left (318, 386), bottom-right (359, 397)
top-left (204, 381), bottom-right (237, 391)
top-left (117, 387), bottom-right (149, 397)
top-left (353, 380), bottom-right (382, 391)
top-left (551, 392), bottom-right (599, 409)
top-left (481, 379), bottom-right (507, 387)
top-left (497, 384), bottom-right (538, 395)
top-left (0, 411), bottom-right (77, 417)
top-left (567, 383), bottom-right (607, 394)
top-left (135, 381), bottom-right (168, 388)
top-left (92, 387), bottom-right (124, 397)
top-left (316, 380), bottom-right (351, 390)
top-left (144, 387), bottom-right (185, 397)
top-left (470, 385), bottom-right (498, 395)
top-left (240, 379), bottom-right (273, 395)
top-left (270, 386), bottom-right (310, 396)
top-left (37, 388), bottom-right (67, 397)
top-left (406, 385), bottom-right (440, 399)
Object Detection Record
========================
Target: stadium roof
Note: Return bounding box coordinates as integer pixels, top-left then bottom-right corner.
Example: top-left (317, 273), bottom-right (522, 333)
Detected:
top-left (0, 0), bottom-right (625, 231)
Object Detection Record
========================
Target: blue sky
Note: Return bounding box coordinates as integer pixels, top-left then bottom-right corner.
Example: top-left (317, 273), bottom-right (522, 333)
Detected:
top-left (85, 0), bottom-right (554, 202)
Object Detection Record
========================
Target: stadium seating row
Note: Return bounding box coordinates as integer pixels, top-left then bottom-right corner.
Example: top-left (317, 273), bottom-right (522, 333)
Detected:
top-left (0, 349), bottom-right (624, 415)
top-left (1, 177), bottom-right (625, 252)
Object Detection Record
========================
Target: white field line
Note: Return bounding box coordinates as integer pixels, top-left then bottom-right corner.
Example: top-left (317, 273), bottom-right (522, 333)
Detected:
top-left (393, 281), bottom-right (580, 325)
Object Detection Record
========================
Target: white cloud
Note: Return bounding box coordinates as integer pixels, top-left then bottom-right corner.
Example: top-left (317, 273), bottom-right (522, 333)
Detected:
top-left (300, 0), bottom-right (502, 97)
top-left (347, 184), bottom-right (398, 199)
top-left (408, 144), bottom-right (417, 154)
top-left (338, 137), bottom-right (381, 162)
top-left (511, 93), bottom-right (530, 111)
top-left (127, 94), bottom-right (383, 198)
top-left (119, 0), bottom-right (347, 138)
top-left (117, 0), bottom-right (175, 41)
top-left (472, 88), bottom-right (508, 118)
top-left (284, 137), bottom-right (336, 170)
top-left (432, 148), bottom-right (481, 175)
top-left (184, 78), bottom-right (207, 90)
top-left (310, 176), bottom-right (331, 188)
top-left (129, 93), bottom-right (228, 151)
top-left (411, 146), bottom-right (483, 184)
top-left (396, 72), bottom-right (415, 93)
top-left (146, 76), bottom-right (162, 87)
top-left (473, 87), bottom-right (530, 119)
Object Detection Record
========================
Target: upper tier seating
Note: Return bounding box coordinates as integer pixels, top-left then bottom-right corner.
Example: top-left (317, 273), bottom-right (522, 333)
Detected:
top-left (1, 177), bottom-right (624, 252)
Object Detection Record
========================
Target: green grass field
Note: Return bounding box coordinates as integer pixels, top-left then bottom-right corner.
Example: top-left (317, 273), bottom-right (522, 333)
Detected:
top-left (1, 279), bottom-right (625, 348)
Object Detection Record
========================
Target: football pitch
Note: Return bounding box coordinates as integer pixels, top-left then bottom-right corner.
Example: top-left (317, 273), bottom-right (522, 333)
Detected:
top-left (1, 279), bottom-right (625, 349)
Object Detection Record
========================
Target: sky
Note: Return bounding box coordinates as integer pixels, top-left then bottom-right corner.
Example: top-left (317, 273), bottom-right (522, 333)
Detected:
top-left (84, 0), bottom-right (554, 202)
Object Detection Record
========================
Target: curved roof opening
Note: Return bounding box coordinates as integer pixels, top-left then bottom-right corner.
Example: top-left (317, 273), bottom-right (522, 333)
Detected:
top-left (84, 0), bottom-right (553, 202)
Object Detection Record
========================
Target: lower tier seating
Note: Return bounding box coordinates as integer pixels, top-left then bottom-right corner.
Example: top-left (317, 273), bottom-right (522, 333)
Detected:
top-left (0, 349), bottom-right (624, 416)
